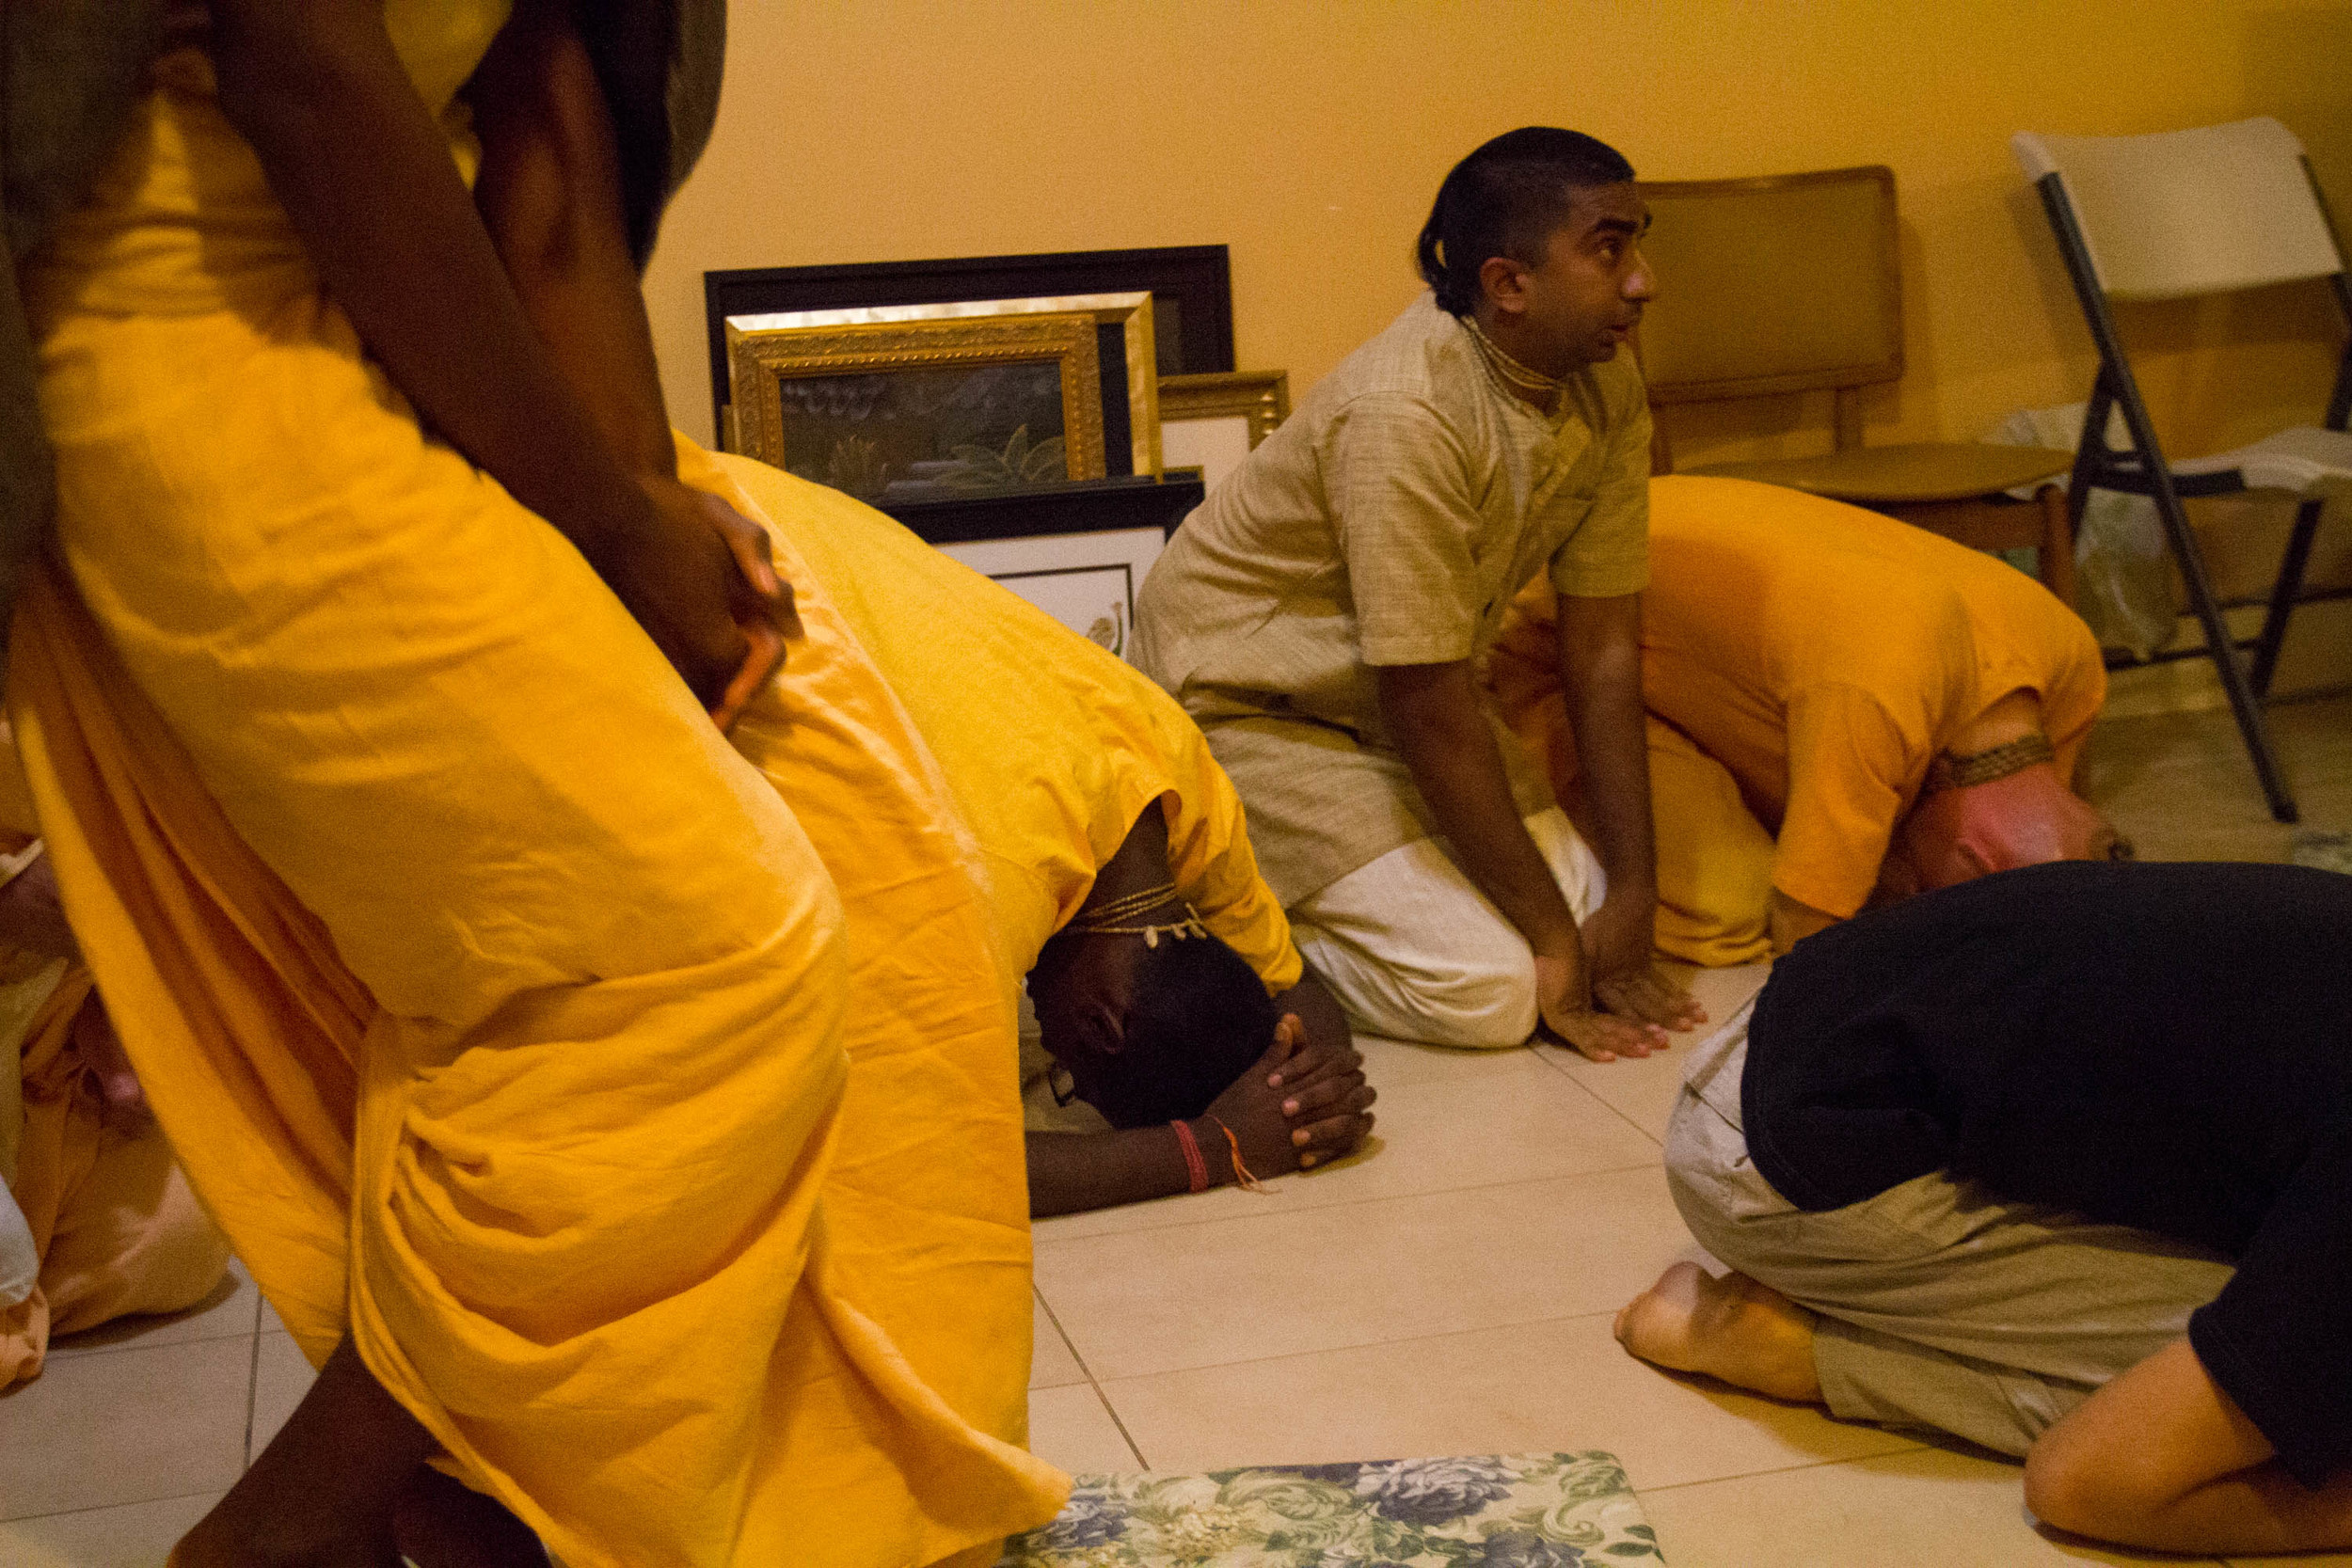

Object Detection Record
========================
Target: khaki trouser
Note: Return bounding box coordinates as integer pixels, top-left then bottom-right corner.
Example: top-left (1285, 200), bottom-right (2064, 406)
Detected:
top-left (1666, 1004), bottom-right (2233, 1457)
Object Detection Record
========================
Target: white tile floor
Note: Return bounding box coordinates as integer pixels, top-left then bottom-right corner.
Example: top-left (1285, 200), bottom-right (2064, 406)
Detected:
top-left (7, 697), bottom-right (2352, 1564)
top-left (3, 961), bottom-right (2344, 1566)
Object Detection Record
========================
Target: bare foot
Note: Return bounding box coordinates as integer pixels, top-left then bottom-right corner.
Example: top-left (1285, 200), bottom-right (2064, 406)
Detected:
top-left (1614, 1261), bottom-right (1825, 1403)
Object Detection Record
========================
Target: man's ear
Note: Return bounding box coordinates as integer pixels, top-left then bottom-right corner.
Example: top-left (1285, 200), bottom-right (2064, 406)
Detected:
top-left (1479, 254), bottom-right (1531, 317)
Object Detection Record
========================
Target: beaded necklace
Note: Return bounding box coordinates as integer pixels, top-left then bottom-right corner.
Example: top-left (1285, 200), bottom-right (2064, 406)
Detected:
top-left (1463, 314), bottom-right (1565, 405)
top-left (1062, 882), bottom-right (1210, 948)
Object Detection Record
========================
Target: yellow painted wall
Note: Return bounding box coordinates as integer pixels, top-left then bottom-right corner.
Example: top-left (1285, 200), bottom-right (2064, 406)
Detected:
top-left (647, 0), bottom-right (2352, 476)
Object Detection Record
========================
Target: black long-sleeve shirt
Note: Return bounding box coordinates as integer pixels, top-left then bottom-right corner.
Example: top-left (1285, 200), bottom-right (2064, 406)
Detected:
top-left (1743, 861), bottom-right (2352, 1485)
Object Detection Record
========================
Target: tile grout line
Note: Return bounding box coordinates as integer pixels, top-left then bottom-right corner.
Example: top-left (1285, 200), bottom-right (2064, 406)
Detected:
top-left (1034, 1159), bottom-right (1670, 1249)
top-left (1033, 1287), bottom-right (1096, 1384)
top-left (42, 1324), bottom-right (259, 1364)
top-left (1625, 1442), bottom-right (1953, 1498)
top-left (1528, 1049), bottom-right (1670, 1148)
top-left (4, 1486), bottom-right (226, 1526)
top-left (1072, 1300), bottom-right (1783, 1390)
top-left (242, 1321), bottom-right (262, 1471)
top-left (1089, 1383), bottom-right (1150, 1471)
top-left (1034, 1288), bottom-right (1148, 1469)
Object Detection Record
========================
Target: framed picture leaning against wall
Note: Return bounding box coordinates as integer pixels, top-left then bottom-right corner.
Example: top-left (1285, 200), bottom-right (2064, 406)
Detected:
top-left (706, 245), bottom-right (1233, 447)
top-left (723, 311), bottom-right (1105, 505)
top-left (724, 293), bottom-right (1160, 479)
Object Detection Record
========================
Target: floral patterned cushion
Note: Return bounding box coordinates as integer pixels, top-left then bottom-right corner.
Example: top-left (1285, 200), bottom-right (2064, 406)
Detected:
top-left (997, 1450), bottom-right (1663, 1566)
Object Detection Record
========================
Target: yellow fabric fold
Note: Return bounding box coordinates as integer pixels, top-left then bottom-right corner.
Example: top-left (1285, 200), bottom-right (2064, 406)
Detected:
top-left (696, 451), bottom-right (1300, 1000)
top-left (14, 1), bottom-right (1062, 1552)
top-left (15, 314), bottom-right (1061, 1568)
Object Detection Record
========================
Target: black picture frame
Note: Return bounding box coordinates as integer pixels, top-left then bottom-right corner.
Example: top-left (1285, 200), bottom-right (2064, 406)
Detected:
top-left (706, 245), bottom-right (1233, 448)
top-left (878, 472), bottom-right (1204, 548)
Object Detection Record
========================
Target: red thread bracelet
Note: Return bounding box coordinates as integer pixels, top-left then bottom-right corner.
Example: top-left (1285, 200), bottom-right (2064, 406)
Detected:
top-left (1205, 1115), bottom-right (1268, 1193)
top-left (1169, 1118), bottom-right (1209, 1193)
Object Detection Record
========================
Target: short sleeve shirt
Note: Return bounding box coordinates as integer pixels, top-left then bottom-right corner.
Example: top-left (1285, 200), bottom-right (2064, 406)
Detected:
top-left (1133, 293), bottom-right (1652, 902)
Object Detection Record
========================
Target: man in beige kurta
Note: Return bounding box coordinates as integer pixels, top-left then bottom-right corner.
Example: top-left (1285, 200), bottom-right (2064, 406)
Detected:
top-left (1136, 128), bottom-right (1698, 1056)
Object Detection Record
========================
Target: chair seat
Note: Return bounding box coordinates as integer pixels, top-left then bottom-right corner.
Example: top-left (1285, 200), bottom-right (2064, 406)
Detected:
top-left (2172, 426), bottom-right (2352, 496)
top-left (1691, 442), bottom-right (2074, 503)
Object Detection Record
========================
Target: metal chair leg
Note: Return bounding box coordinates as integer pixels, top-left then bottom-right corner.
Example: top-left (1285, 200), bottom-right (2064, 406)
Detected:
top-left (2147, 484), bottom-right (2300, 822)
top-left (2249, 496), bottom-right (2324, 698)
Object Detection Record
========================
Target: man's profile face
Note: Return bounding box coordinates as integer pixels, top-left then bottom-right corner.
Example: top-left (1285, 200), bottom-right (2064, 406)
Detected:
top-left (1501, 182), bottom-right (1654, 372)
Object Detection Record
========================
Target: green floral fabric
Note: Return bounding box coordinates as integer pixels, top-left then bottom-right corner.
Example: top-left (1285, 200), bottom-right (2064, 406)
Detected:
top-left (997, 1450), bottom-right (1662, 1567)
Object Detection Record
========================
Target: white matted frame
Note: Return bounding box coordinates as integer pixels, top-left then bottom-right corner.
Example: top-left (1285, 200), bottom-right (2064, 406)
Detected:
top-left (939, 527), bottom-right (1166, 659)
top-left (725, 293), bottom-right (1161, 478)
top-left (1157, 370), bottom-right (1290, 492)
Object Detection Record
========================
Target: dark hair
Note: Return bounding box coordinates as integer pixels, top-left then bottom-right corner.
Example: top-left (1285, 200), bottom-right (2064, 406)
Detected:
top-left (1416, 127), bottom-right (1637, 315)
top-left (1080, 934), bottom-right (1279, 1130)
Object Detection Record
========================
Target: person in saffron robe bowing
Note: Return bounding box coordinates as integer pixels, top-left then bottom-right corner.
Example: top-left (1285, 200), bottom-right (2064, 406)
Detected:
top-left (703, 452), bottom-right (1376, 1219)
top-left (1486, 475), bottom-right (2119, 965)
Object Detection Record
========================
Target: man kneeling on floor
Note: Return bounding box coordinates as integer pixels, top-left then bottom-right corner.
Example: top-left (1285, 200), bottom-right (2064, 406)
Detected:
top-left (1021, 805), bottom-right (1375, 1217)
top-left (1615, 860), bottom-right (2352, 1555)
top-left (1133, 128), bottom-right (1701, 1061)
top-left (703, 451), bottom-right (1375, 1221)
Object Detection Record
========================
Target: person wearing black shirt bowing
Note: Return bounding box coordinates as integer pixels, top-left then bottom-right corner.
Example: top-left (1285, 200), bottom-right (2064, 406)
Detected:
top-left (1614, 861), bottom-right (2352, 1555)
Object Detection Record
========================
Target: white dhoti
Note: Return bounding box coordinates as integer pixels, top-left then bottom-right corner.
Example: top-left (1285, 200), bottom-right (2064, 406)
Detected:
top-left (1287, 807), bottom-right (1604, 1048)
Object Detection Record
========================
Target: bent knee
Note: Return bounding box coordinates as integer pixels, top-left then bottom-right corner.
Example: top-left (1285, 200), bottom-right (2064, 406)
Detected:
top-left (1389, 959), bottom-right (1539, 1049)
top-left (2022, 1408), bottom-right (2175, 1544)
top-left (2023, 1438), bottom-right (2114, 1540)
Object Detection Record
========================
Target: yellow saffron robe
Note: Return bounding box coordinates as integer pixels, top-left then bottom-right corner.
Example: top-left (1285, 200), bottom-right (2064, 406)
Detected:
top-left (1487, 476), bottom-right (2106, 966)
top-left (696, 453), bottom-right (1306, 1137)
top-left (10, 6), bottom-right (1063, 1563)
top-left (700, 451), bottom-right (1301, 1002)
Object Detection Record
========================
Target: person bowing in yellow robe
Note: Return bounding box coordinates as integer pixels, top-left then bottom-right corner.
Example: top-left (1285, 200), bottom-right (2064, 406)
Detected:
top-left (702, 451), bottom-right (1376, 1220)
top-left (11, 1), bottom-right (1061, 1563)
top-left (1487, 476), bottom-right (2119, 965)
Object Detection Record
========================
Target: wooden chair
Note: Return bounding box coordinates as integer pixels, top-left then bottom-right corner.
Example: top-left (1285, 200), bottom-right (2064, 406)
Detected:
top-left (1636, 166), bottom-right (2078, 607)
top-left (2014, 118), bottom-right (2352, 824)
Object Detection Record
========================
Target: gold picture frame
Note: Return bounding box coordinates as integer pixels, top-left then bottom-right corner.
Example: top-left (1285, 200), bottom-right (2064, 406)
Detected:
top-left (1156, 369), bottom-right (1291, 443)
top-left (724, 292), bottom-right (1158, 479)
top-left (724, 311), bottom-right (1106, 502)
top-left (1155, 370), bottom-right (1291, 492)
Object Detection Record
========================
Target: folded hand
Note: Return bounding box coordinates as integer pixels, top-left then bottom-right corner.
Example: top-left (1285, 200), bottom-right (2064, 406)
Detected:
top-left (606, 478), bottom-right (797, 731)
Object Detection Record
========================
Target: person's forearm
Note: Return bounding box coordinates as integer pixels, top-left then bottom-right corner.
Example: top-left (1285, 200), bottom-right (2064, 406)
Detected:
top-left (207, 0), bottom-right (654, 571)
top-left (466, 0), bottom-right (676, 479)
top-left (1026, 1126), bottom-right (1228, 1218)
top-left (1381, 664), bottom-right (1579, 955)
top-left (1557, 596), bottom-right (1656, 901)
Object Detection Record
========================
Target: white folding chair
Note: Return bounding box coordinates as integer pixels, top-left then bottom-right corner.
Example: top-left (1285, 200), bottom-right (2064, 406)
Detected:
top-left (2014, 118), bottom-right (2352, 823)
